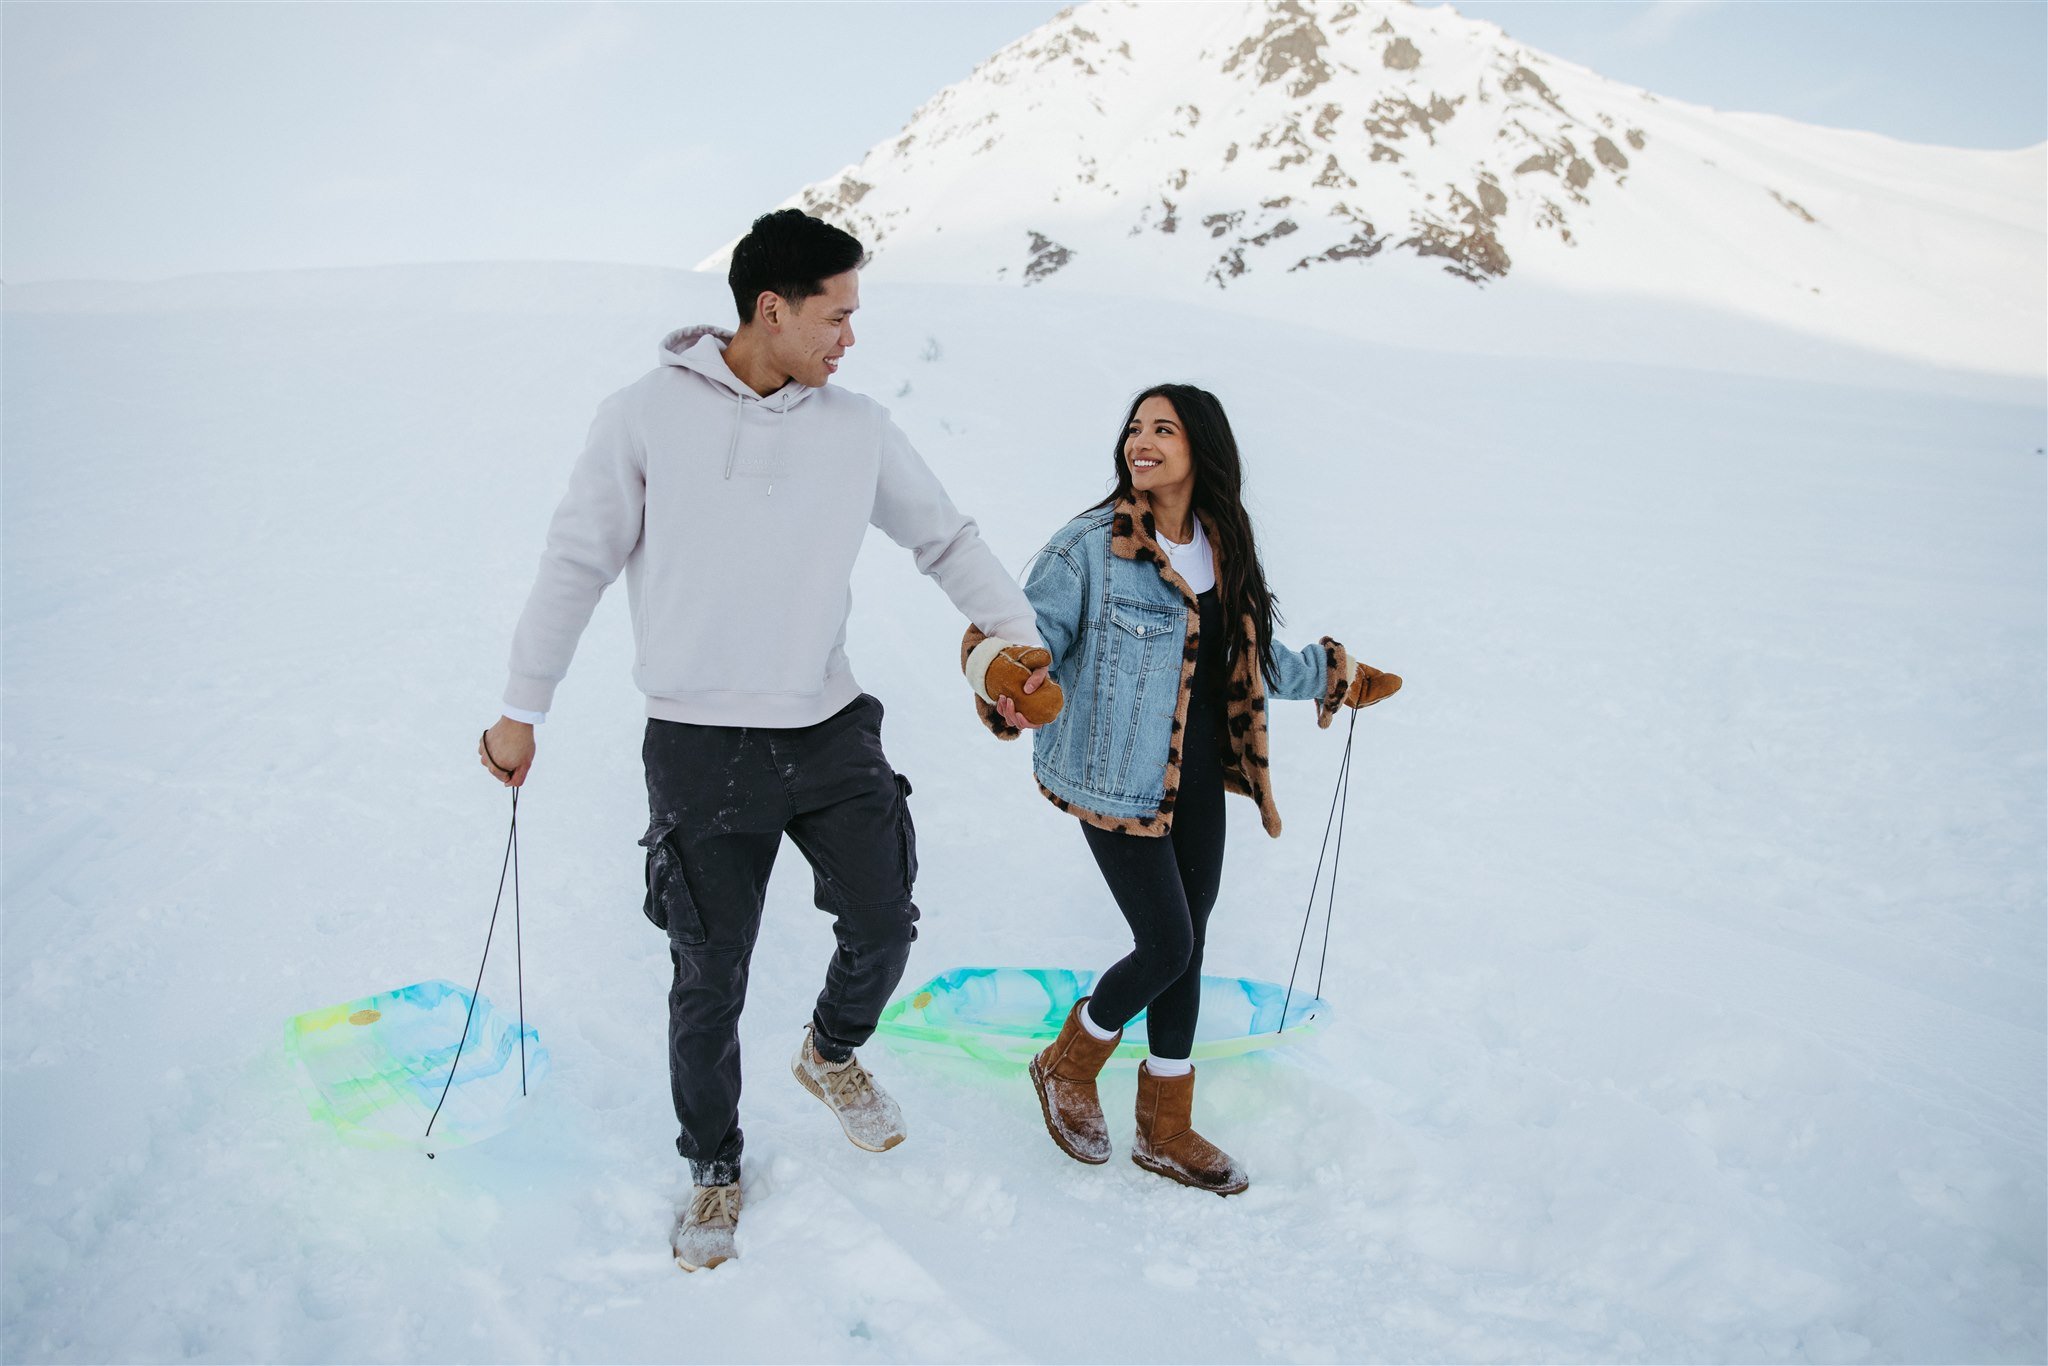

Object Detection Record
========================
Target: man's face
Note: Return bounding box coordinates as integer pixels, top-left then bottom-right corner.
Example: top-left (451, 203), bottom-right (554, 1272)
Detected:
top-left (769, 269), bottom-right (859, 388)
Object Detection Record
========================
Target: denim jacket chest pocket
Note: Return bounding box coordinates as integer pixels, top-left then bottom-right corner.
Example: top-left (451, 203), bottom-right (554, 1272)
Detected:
top-left (1106, 596), bottom-right (1180, 676)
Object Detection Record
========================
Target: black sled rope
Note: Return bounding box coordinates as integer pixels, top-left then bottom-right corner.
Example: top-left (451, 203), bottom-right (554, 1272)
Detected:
top-left (1280, 706), bottom-right (1356, 1032)
top-left (426, 787), bottom-right (528, 1143)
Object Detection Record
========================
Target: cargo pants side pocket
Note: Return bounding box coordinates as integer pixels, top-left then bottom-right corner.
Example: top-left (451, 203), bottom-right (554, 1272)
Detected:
top-left (639, 821), bottom-right (706, 945)
top-left (893, 773), bottom-right (919, 912)
top-left (901, 774), bottom-right (925, 946)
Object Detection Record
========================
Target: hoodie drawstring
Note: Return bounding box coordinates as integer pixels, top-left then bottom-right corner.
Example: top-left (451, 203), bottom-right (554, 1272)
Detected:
top-left (722, 393), bottom-right (742, 479)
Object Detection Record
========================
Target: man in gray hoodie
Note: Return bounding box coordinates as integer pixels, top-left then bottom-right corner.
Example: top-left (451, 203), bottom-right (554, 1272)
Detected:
top-left (478, 210), bottom-right (1045, 1272)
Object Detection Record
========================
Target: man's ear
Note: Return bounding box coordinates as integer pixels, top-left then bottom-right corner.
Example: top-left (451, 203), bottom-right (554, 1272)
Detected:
top-left (755, 291), bottom-right (783, 330)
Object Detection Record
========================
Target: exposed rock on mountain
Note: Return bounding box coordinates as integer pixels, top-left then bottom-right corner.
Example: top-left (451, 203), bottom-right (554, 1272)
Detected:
top-left (700, 0), bottom-right (2045, 377)
top-left (709, 1), bottom-right (1677, 290)
top-left (1022, 232), bottom-right (1076, 284)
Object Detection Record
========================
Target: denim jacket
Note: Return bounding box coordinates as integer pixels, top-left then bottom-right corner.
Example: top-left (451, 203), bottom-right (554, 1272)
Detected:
top-left (966, 494), bottom-right (1350, 838)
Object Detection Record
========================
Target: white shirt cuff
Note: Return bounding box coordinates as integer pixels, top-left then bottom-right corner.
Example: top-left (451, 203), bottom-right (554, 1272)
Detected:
top-left (964, 636), bottom-right (1012, 705)
top-left (500, 705), bottom-right (547, 726)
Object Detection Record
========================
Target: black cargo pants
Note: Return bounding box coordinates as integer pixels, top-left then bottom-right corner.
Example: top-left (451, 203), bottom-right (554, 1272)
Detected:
top-left (640, 693), bottom-right (919, 1187)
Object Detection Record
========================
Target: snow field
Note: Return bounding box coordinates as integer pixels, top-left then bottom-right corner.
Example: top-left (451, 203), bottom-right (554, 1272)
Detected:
top-left (2, 265), bottom-right (2042, 1361)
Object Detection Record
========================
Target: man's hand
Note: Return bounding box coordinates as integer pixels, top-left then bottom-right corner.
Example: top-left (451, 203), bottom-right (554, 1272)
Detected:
top-left (994, 665), bottom-right (1054, 730)
top-left (479, 717), bottom-right (535, 787)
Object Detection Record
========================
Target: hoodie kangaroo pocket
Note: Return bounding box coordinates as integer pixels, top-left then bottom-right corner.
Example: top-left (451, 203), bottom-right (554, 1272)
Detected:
top-left (634, 552), bottom-right (837, 698)
top-left (639, 821), bottom-right (705, 945)
top-left (639, 633), bottom-right (831, 699)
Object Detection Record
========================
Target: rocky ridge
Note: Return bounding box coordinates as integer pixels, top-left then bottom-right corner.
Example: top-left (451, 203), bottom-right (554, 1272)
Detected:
top-left (727, 0), bottom-right (1681, 288)
top-left (699, 0), bottom-right (2045, 377)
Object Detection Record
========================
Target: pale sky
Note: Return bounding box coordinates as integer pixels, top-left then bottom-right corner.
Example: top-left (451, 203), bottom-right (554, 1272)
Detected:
top-left (4, 1), bottom-right (2042, 285)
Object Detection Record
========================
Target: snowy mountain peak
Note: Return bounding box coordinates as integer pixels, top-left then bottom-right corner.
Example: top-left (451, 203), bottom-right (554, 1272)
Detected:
top-left (702, 0), bottom-right (2045, 377)
top-left (747, 0), bottom-right (1652, 288)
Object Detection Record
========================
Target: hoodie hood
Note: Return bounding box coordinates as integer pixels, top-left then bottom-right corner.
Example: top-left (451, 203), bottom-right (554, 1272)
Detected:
top-left (659, 325), bottom-right (816, 412)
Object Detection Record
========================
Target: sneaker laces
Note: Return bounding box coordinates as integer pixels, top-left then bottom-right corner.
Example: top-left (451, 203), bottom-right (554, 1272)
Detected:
top-left (822, 1056), bottom-right (876, 1108)
top-left (688, 1184), bottom-right (740, 1230)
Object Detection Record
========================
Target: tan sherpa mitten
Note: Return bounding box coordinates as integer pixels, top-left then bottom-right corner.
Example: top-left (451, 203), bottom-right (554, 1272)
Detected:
top-left (1345, 663), bottom-right (1402, 707)
top-left (966, 639), bottom-right (1065, 727)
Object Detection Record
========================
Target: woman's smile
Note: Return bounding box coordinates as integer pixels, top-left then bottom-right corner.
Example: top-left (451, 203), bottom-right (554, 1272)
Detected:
top-left (1124, 395), bottom-right (1194, 493)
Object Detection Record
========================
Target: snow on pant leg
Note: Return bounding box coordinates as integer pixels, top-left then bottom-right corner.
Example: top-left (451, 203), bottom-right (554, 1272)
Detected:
top-left (642, 719), bottom-right (788, 1186)
top-left (773, 694), bottom-right (920, 1064)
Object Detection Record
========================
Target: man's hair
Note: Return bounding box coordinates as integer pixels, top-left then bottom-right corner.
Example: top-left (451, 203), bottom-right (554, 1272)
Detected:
top-left (728, 210), bottom-right (866, 325)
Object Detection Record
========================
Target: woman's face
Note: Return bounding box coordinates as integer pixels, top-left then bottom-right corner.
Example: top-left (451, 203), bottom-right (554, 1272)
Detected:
top-left (1124, 396), bottom-right (1195, 500)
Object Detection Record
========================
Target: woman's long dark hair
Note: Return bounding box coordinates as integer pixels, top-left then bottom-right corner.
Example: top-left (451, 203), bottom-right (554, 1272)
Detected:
top-left (1092, 383), bottom-right (1283, 681)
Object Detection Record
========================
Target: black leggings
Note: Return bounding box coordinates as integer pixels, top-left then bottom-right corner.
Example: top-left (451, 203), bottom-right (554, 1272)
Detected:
top-left (1082, 588), bottom-right (1229, 1060)
top-left (1081, 761), bottom-right (1224, 1059)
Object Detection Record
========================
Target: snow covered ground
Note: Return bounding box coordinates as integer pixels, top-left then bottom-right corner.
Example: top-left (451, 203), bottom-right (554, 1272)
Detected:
top-left (3, 264), bottom-right (2042, 1362)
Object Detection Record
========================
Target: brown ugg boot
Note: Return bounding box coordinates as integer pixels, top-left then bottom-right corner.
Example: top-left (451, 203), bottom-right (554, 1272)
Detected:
top-left (1028, 998), bottom-right (1121, 1164)
top-left (1132, 1063), bottom-right (1249, 1196)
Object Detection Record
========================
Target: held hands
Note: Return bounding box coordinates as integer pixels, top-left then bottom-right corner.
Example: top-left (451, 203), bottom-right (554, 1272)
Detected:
top-left (479, 717), bottom-right (535, 787)
top-left (967, 637), bottom-right (1064, 729)
top-left (994, 663), bottom-right (1057, 730)
top-left (1345, 663), bottom-right (1402, 708)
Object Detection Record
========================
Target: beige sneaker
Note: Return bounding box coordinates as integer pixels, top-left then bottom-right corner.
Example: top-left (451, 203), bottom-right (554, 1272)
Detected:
top-left (672, 1182), bottom-right (741, 1271)
top-left (791, 1025), bottom-right (905, 1152)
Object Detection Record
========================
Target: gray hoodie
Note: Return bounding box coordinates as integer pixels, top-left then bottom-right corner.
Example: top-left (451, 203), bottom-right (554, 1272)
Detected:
top-left (503, 326), bottom-right (1041, 728)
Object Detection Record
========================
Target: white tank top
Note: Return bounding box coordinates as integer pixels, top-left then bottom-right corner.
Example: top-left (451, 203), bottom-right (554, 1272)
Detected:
top-left (1160, 515), bottom-right (1216, 595)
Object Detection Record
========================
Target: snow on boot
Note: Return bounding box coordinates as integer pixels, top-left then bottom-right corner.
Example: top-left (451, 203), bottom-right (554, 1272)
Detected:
top-left (791, 1026), bottom-right (905, 1152)
top-left (672, 1182), bottom-right (741, 1272)
top-left (1132, 1061), bottom-right (1249, 1196)
top-left (1028, 997), bottom-right (1120, 1164)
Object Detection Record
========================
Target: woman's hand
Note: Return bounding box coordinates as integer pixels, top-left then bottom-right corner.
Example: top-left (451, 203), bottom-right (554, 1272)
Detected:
top-left (995, 665), bottom-right (1055, 729)
top-left (1346, 663), bottom-right (1401, 708)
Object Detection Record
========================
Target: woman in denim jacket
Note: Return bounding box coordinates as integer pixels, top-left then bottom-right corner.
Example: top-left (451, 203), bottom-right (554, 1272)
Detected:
top-left (963, 383), bottom-right (1399, 1194)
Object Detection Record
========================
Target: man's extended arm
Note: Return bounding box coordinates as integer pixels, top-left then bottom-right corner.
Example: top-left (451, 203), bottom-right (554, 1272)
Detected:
top-left (868, 413), bottom-right (1043, 648)
top-left (482, 393), bottom-right (645, 786)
